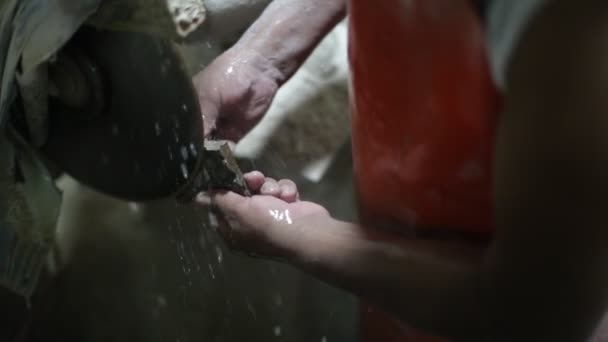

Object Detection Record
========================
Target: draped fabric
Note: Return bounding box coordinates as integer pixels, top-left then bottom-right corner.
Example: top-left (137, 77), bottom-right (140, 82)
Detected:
top-left (0, 0), bottom-right (95, 297)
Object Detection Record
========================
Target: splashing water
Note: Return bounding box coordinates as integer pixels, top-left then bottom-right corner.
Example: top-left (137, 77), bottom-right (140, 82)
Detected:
top-left (181, 146), bottom-right (189, 160)
top-left (215, 246), bottom-right (223, 263)
top-left (180, 163), bottom-right (189, 179)
top-left (189, 143), bottom-right (198, 157)
top-left (168, 146), bottom-right (174, 161)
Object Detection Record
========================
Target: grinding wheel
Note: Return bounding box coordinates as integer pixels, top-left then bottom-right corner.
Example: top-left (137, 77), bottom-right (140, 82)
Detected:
top-left (41, 27), bottom-right (205, 201)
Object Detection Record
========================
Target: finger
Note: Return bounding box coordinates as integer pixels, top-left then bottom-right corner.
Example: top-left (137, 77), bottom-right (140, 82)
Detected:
top-left (209, 192), bottom-right (262, 252)
top-left (208, 206), bottom-right (241, 248)
top-left (215, 211), bottom-right (237, 238)
top-left (278, 179), bottom-right (299, 203)
top-left (260, 177), bottom-right (281, 196)
top-left (243, 171), bottom-right (266, 192)
top-left (211, 191), bottom-right (249, 218)
top-left (199, 103), bottom-right (219, 138)
top-left (195, 192), bottom-right (212, 207)
top-left (204, 124), bottom-right (217, 139)
top-left (197, 192), bottom-right (236, 243)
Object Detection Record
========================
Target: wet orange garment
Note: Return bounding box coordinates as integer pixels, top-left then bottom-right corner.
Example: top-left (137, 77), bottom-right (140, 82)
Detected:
top-left (348, 0), bottom-right (501, 341)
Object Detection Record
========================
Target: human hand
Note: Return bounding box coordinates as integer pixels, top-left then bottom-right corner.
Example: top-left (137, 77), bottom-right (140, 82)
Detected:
top-left (196, 171), bottom-right (330, 258)
top-left (192, 47), bottom-right (282, 142)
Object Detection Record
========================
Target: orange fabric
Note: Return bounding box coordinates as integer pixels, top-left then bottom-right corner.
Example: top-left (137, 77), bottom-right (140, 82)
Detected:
top-left (348, 0), bottom-right (501, 340)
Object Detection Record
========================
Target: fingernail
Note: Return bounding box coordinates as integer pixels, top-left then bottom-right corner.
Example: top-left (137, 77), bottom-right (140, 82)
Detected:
top-left (280, 184), bottom-right (293, 195)
top-left (261, 182), bottom-right (278, 193)
top-left (196, 193), bottom-right (211, 205)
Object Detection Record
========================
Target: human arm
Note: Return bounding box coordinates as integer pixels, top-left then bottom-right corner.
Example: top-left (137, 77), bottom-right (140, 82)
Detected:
top-left (231, 0), bottom-right (346, 84)
top-left (193, 0), bottom-right (346, 141)
top-left (206, 0), bottom-right (608, 340)
top-left (212, 188), bottom-right (486, 338)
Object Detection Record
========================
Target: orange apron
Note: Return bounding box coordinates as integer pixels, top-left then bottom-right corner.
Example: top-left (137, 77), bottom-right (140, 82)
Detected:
top-left (348, 0), bottom-right (500, 340)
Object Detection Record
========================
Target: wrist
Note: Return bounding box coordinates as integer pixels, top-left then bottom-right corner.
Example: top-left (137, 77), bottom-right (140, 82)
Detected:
top-left (227, 43), bottom-right (287, 84)
top-left (276, 215), bottom-right (342, 265)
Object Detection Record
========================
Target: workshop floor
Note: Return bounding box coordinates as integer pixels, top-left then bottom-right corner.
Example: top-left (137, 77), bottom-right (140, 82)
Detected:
top-left (29, 22), bottom-right (359, 342)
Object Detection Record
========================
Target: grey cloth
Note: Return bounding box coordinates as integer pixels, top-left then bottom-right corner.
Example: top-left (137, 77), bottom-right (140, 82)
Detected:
top-left (485, 0), bottom-right (549, 90)
top-left (0, 0), bottom-right (96, 297)
top-left (0, 128), bottom-right (61, 298)
top-left (0, 0), bottom-right (100, 130)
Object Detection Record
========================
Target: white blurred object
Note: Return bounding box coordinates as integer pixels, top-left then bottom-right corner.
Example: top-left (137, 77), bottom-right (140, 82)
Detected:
top-left (187, 0), bottom-right (272, 45)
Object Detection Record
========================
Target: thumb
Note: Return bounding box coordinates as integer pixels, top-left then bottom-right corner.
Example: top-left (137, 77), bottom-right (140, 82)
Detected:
top-left (210, 191), bottom-right (249, 218)
top-left (201, 103), bottom-right (219, 138)
top-left (193, 73), bottom-right (220, 138)
top-left (197, 91), bottom-right (220, 138)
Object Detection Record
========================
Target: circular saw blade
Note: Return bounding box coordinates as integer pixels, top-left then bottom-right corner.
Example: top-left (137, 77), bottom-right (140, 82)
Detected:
top-left (41, 27), bottom-right (204, 201)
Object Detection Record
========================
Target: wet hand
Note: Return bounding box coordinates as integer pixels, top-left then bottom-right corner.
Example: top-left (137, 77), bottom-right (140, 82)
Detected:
top-left (192, 47), bottom-right (282, 142)
top-left (196, 171), bottom-right (330, 258)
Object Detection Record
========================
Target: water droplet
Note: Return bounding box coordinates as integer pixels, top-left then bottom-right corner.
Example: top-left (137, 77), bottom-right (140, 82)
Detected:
top-left (111, 124), bottom-right (119, 135)
top-left (182, 104), bottom-right (188, 112)
top-left (155, 122), bottom-right (161, 136)
top-left (180, 163), bottom-right (189, 179)
top-left (273, 325), bottom-right (281, 336)
top-left (208, 264), bottom-right (215, 279)
top-left (168, 146), bottom-right (174, 160)
top-left (245, 297), bottom-right (258, 319)
top-left (189, 143), bottom-right (198, 157)
top-left (181, 146), bottom-right (189, 160)
top-left (128, 202), bottom-right (141, 213)
top-left (182, 264), bottom-right (190, 275)
top-left (321, 337), bottom-right (328, 342)
top-left (274, 293), bottom-right (283, 306)
top-left (215, 246), bottom-right (223, 263)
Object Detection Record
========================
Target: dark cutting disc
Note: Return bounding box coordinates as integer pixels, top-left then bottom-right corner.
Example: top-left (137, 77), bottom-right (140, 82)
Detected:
top-left (41, 27), bottom-right (205, 201)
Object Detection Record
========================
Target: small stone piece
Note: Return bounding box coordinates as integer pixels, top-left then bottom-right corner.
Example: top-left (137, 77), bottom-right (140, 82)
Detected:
top-left (167, 0), bottom-right (207, 37)
top-left (87, 0), bottom-right (206, 40)
top-left (175, 140), bottom-right (251, 203)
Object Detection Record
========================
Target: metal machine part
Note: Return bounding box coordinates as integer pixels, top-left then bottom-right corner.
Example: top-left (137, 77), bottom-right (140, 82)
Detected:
top-left (40, 26), bottom-right (249, 201)
top-left (0, 0), bottom-right (247, 306)
top-left (41, 27), bottom-right (205, 201)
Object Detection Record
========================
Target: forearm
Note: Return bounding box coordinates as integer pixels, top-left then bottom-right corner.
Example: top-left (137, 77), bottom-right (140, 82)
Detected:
top-left (232, 0), bottom-right (346, 84)
top-left (277, 217), bottom-right (490, 339)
